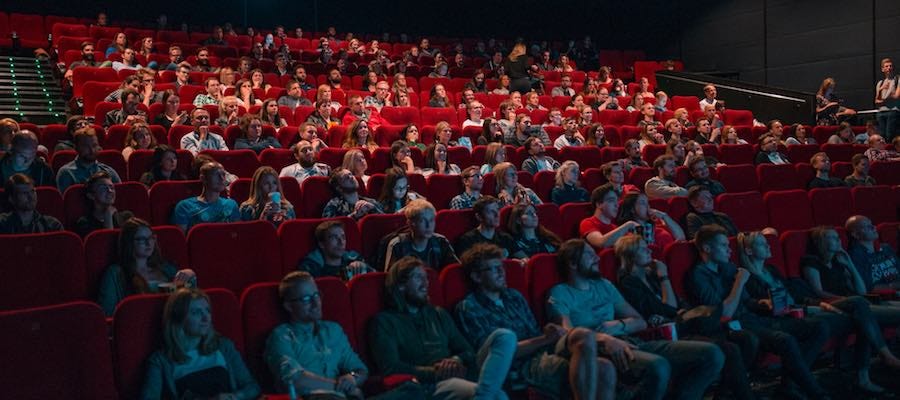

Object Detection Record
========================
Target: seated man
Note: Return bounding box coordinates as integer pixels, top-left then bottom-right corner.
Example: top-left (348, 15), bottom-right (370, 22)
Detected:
top-left (580, 184), bottom-right (640, 249)
top-left (0, 130), bottom-right (54, 186)
top-left (754, 134), bottom-right (790, 165)
top-left (807, 152), bottom-right (846, 189)
top-left (384, 199), bottom-right (458, 271)
top-left (454, 196), bottom-right (525, 259)
top-left (192, 77), bottom-right (222, 107)
top-left (172, 161), bottom-right (240, 232)
top-left (551, 75), bottom-right (576, 97)
top-left (644, 155), bottom-right (687, 200)
top-left (298, 220), bottom-right (371, 279)
top-left (321, 168), bottom-right (383, 220)
top-left (844, 154), bottom-right (877, 186)
top-left (548, 238), bottom-right (725, 400)
top-left (104, 88), bottom-right (147, 127)
top-left (362, 81), bottom-right (392, 111)
top-left (686, 225), bottom-right (831, 399)
top-left (455, 243), bottom-right (617, 399)
top-left (620, 139), bottom-right (649, 171)
top-left (601, 161), bottom-right (639, 196)
top-left (520, 137), bottom-right (561, 176)
top-left (279, 140), bottom-right (331, 185)
top-left (370, 256), bottom-right (515, 399)
top-left (699, 84), bottom-right (717, 110)
top-left (277, 80), bottom-right (313, 111)
top-left (265, 271), bottom-right (368, 398)
top-left (180, 108), bottom-right (229, 156)
top-left (846, 215), bottom-right (899, 291)
top-left (683, 186), bottom-right (738, 238)
top-left (56, 127), bottom-right (122, 193)
top-left (0, 174), bottom-right (63, 234)
top-left (863, 134), bottom-right (900, 162)
top-left (341, 94), bottom-right (385, 131)
top-left (683, 157), bottom-right (725, 197)
top-left (449, 166), bottom-right (483, 210)
top-left (297, 122), bottom-right (328, 153)
top-left (74, 172), bottom-right (134, 238)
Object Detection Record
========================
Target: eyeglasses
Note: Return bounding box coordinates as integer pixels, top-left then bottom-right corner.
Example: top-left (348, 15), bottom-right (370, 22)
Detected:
top-left (133, 235), bottom-right (157, 245)
top-left (286, 291), bottom-right (320, 305)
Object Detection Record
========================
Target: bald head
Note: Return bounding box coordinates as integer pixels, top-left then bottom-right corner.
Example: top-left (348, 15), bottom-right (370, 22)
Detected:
top-left (845, 215), bottom-right (877, 243)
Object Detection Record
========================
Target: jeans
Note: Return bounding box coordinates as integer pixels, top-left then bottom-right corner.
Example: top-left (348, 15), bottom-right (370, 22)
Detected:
top-left (624, 340), bottom-right (724, 400)
top-left (877, 110), bottom-right (898, 141)
top-left (433, 328), bottom-right (516, 400)
top-left (744, 316), bottom-right (830, 398)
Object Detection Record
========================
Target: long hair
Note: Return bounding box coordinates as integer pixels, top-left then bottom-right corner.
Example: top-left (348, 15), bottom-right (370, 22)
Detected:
top-left (816, 78), bottom-right (835, 97)
top-left (390, 140), bottom-right (411, 170)
top-left (492, 162), bottom-right (516, 193)
top-left (483, 142), bottom-right (504, 168)
top-left (614, 234), bottom-right (644, 277)
top-left (555, 160), bottom-right (581, 188)
top-left (124, 122), bottom-right (157, 150)
top-left (162, 288), bottom-right (220, 363)
top-left (507, 203), bottom-right (561, 248)
top-left (242, 166), bottom-right (289, 209)
top-left (235, 79), bottom-right (257, 104)
top-left (344, 119), bottom-right (376, 149)
top-left (508, 43), bottom-right (527, 61)
top-left (147, 145), bottom-right (181, 182)
top-left (735, 231), bottom-right (767, 272)
top-left (616, 192), bottom-right (646, 225)
top-left (807, 226), bottom-right (837, 264)
top-left (423, 143), bottom-right (447, 171)
top-left (585, 123), bottom-right (609, 147)
top-left (378, 167), bottom-right (410, 212)
top-left (118, 218), bottom-right (167, 294)
top-left (259, 99), bottom-right (284, 127)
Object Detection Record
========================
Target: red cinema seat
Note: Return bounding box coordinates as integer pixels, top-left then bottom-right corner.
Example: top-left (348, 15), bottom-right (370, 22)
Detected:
top-left (112, 289), bottom-right (242, 399)
top-left (716, 164), bottom-right (759, 193)
top-left (199, 149), bottom-right (261, 178)
top-left (61, 182), bottom-right (151, 229)
top-left (757, 164), bottom-right (803, 192)
top-left (718, 145), bottom-right (755, 165)
top-left (870, 161), bottom-right (900, 186)
top-left (597, 110), bottom-right (631, 127)
top-left (764, 190), bottom-right (815, 232)
top-left (227, 178), bottom-right (252, 205)
top-left (641, 144), bottom-right (667, 165)
top-left (852, 185), bottom-right (895, 224)
top-left (35, 186), bottom-right (64, 222)
top-left (531, 170), bottom-right (557, 203)
top-left (821, 143), bottom-right (859, 162)
top-left (560, 146), bottom-right (603, 170)
top-left (829, 162), bottom-right (853, 182)
top-left (9, 13), bottom-right (47, 48)
top-left (779, 229), bottom-right (811, 277)
top-left (381, 106), bottom-right (421, 125)
top-left (259, 148), bottom-right (296, 171)
top-left (317, 147), bottom-right (350, 168)
top-left (188, 221), bottom-right (282, 294)
top-left (300, 176), bottom-right (334, 218)
top-left (148, 180), bottom-right (203, 225)
top-left (440, 260), bottom-right (527, 310)
top-left (715, 191), bottom-right (769, 232)
top-left (0, 231), bottom-right (87, 310)
top-left (877, 222), bottom-right (899, 250)
top-left (580, 168), bottom-right (608, 192)
top-left (420, 107), bottom-right (458, 126)
top-left (627, 166), bottom-right (656, 189)
top-left (600, 147), bottom-right (627, 163)
top-left (785, 144), bottom-right (820, 165)
top-left (808, 187), bottom-right (853, 226)
top-left (662, 241), bottom-right (698, 298)
top-left (525, 253), bottom-right (561, 325)
top-left (367, 149), bottom-right (392, 175)
top-left (667, 196), bottom-right (690, 226)
top-left (348, 272), bottom-right (387, 365)
top-left (358, 213), bottom-right (409, 261)
top-left (559, 202), bottom-right (593, 240)
top-left (0, 302), bottom-right (117, 399)
top-left (436, 208), bottom-right (477, 245)
top-left (426, 173), bottom-right (465, 210)
top-left (671, 96), bottom-right (700, 111)
top-left (278, 217), bottom-right (361, 274)
top-left (375, 124), bottom-right (405, 147)
top-left (723, 110), bottom-right (754, 126)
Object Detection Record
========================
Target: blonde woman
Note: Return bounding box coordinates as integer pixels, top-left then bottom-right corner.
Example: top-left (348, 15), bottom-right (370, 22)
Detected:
top-left (504, 42), bottom-right (532, 93)
top-left (341, 149), bottom-right (370, 184)
top-left (216, 96), bottom-right (241, 128)
top-left (480, 142), bottom-right (506, 175)
top-left (493, 162), bottom-right (541, 206)
top-left (550, 160), bottom-right (588, 205)
top-left (240, 166), bottom-right (295, 225)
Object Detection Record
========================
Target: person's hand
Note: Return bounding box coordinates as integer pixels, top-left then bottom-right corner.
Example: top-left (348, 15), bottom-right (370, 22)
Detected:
top-left (648, 208), bottom-right (667, 221)
top-left (173, 269), bottom-right (197, 288)
top-left (434, 358), bottom-right (466, 380)
top-left (600, 335), bottom-right (637, 371)
top-left (819, 301), bottom-right (844, 314)
top-left (402, 156), bottom-right (415, 170)
top-left (758, 298), bottom-right (773, 311)
top-left (710, 127), bottom-right (721, 141)
top-left (336, 373), bottom-right (357, 393)
top-left (173, 111), bottom-right (188, 126)
top-left (574, 132), bottom-right (586, 142)
top-left (542, 323), bottom-right (567, 342)
top-left (622, 220), bottom-right (641, 232)
top-left (653, 133), bottom-right (665, 143)
top-left (198, 125), bottom-right (209, 141)
top-left (653, 260), bottom-right (669, 278)
top-left (735, 268), bottom-right (751, 286)
top-left (347, 261), bottom-right (369, 276)
top-left (229, 110), bottom-right (238, 122)
top-left (354, 200), bottom-right (373, 215)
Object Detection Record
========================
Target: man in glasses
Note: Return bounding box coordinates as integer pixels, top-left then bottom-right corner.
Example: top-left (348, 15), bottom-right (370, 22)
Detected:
top-left (363, 81), bottom-right (392, 112)
top-left (450, 166), bottom-right (484, 209)
top-left (173, 63), bottom-right (192, 92)
top-left (266, 271), bottom-right (368, 397)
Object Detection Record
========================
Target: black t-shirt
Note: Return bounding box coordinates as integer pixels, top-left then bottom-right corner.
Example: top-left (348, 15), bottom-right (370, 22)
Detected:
top-left (455, 228), bottom-right (520, 258)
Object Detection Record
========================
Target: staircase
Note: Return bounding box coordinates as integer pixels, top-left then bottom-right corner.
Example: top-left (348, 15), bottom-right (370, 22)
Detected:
top-left (0, 54), bottom-right (67, 125)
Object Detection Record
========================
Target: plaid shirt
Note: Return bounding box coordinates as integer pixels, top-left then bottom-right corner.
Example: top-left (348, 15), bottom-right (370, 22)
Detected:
top-left (455, 289), bottom-right (541, 349)
top-left (449, 191), bottom-right (481, 209)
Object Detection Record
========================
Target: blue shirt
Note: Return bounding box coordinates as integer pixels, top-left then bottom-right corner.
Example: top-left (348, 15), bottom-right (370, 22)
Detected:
top-left (265, 321), bottom-right (367, 393)
top-left (56, 159), bottom-right (122, 193)
top-left (172, 196), bottom-right (240, 230)
top-left (547, 279), bottom-right (624, 330)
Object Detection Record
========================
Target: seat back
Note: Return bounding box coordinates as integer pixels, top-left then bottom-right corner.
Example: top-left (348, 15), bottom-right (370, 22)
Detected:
top-left (715, 191), bottom-right (769, 231)
top-left (278, 217), bottom-right (361, 275)
top-left (435, 208), bottom-right (477, 245)
top-left (187, 221), bottom-right (281, 294)
top-left (358, 213), bottom-right (408, 261)
top-left (852, 185), bottom-right (895, 224)
top-left (662, 241), bottom-right (698, 298)
top-left (716, 164), bottom-right (758, 193)
top-left (525, 253), bottom-right (561, 325)
top-left (0, 302), bottom-right (117, 399)
top-left (808, 187), bottom-right (853, 226)
top-left (757, 164), bottom-right (802, 192)
top-left (148, 180), bottom-right (203, 225)
top-left (0, 231), bottom-right (86, 310)
top-left (764, 190), bottom-right (815, 232)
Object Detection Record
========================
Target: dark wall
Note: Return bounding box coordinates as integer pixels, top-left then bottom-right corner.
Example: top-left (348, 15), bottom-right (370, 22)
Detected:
top-left (680, 0), bottom-right (900, 110)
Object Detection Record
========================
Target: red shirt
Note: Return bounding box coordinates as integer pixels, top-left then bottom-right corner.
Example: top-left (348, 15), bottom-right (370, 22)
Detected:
top-left (579, 216), bottom-right (617, 238)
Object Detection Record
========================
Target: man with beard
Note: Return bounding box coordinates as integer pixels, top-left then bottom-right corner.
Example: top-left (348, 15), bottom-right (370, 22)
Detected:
top-left (277, 80), bottom-right (312, 111)
top-left (449, 166), bottom-right (484, 209)
top-left (548, 239), bottom-right (725, 400)
top-left (644, 155), bottom-right (687, 200)
top-left (292, 65), bottom-right (314, 92)
top-left (104, 89), bottom-right (147, 127)
top-left (370, 256), bottom-right (516, 399)
top-left (341, 94), bottom-right (385, 130)
top-left (64, 42), bottom-right (98, 85)
top-left (0, 131), bottom-right (54, 186)
top-left (327, 68), bottom-right (344, 91)
top-left (0, 174), bottom-right (63, 234)
top-left (279, 140), bottom-right (330, 185)
top-left (56, 127), bottom-right (121, 192)
top-left (520, 136), bottom-right (560, 176)
top-left (322, 168), bottom-right (382, 220)
top-left (191, 47), bottom-right (218, 73)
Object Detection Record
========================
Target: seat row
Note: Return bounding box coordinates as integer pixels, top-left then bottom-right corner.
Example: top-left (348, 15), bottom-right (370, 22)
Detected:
top-left (3, 222), bottom-right (898, 397)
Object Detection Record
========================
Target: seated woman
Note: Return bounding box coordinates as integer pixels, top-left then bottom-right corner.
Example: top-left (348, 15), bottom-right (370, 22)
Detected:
top-left (816, 77), bottom-right (856, 125)
top-left (477, 118), bottom-right (504, 145)
top-left (342, 120), bottom-right (378, 153)
top-left (428, 61), bottom-right (450, 79)
top-left (507, 203), bottom-right (561, 257)
top-left (615, 192), bottom-right (685, 255)
top-left (720, 125), bottom-right (749, 145)
top-left (389, 140), bottom-right (418, 174)
top-left (428, 84), bottom-right (453, 108)
top-left (523, 91), bottom-right (546, 112)
top-left (739, 230), bottom-right (900, 394)
top-left (584, 123), bottom-right (609, 148)
top-left (239, 166), bottom-right (295, 225)
top-left (550, 160), bottom-right (589, 205)
top-left (422, 143), bottom-right (461, 176)
top-left (75, 172), bottom-right (134, 238)
top-left (249, 68), bottom-right (272, 92)
top-left (480, 142), bottom-right (506, 175)
top-left (827, 121), bottom-right (855, 144)
top-left (122, 122), bottom-right (157, 162)
top-left (97, 218), bottom-right (194, 316)
top-left (305, 99), bottom-right (340, 130)
top-left (218, 67), bottom-right (236, 93)
top-left (615, 234), bottom-right (757, 400)
top-left (259, 99), bottom-right (289, 129)
top-left (665, 139), bottom-right (687, 166)
top-left (392, 89), bottom-right (412, 107)
top-left (635, 77), bottom-right (654, 100)
top-left (378, 167), bottom-right (425, 213)
top-left (493, 162), bottom-right (541, 206)
top-left (141, 288), bottom-right (260, 399)
top-left (565, 94), bottom-right (586, 112)
top-left (626, 93), bottom-right (644, 112)
top-left (785, 124), bottom-right (815, 145)
top-left (391, 73), bottom-right (414, 94)
top-left (400, 123), bottom-right (426, 151)
top-left (576, 104), bottom-right (593, 128)
top-left (492, 74), bottom-right (511, 95)
top-left (674, 107), bottom-right (693, 128)
top-left (362, 71), bottom-right (379, 93)
top-left (140, 145), bottom-right (184, 188)
top-left (663, 118), bottom-right (684, 143)
top-left (153, 90), bottom-right (189, 131)
top-left (341, 149), bottom-right (370, 185)
top-left (434, 120), bottom-right (471, 149)
top-left (234, 115), bottom-right (280, 154)
top-left (234, 79), bottom-right (262, 110)
top-left (638, 123), bottom-right (665, 149)
top-left (216, 96), bottom-right (242, 128)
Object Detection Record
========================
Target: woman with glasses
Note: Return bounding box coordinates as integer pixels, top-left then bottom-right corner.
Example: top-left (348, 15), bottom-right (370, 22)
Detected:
top-left (97, 218), bottom-right (196, 316)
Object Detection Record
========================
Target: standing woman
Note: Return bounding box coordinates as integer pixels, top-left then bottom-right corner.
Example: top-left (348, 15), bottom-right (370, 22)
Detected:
top-left (240, 166), bottom-right (295, 225)
top-left (141, 288), bottom-right (260, 399)
top-left (504, 42), bottom-right (532, 94)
